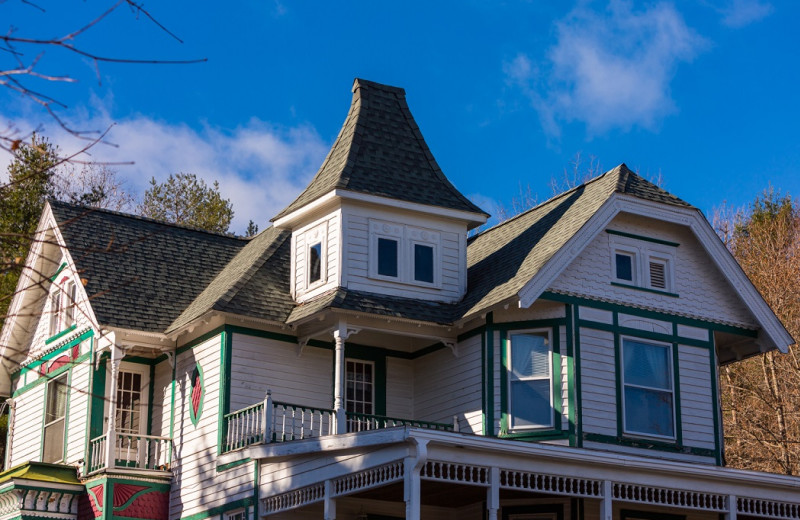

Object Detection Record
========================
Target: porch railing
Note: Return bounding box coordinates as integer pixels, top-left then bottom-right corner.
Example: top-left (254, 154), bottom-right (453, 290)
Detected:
top-left (87, 433), bottom-right (172, 474)
top-left (222, 391), bottom-right (458, 453)
top-left (346, 412), bottom-right (455, 433)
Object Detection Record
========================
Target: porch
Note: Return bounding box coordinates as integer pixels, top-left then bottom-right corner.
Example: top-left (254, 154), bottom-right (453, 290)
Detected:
top-left (242, 428), bottom-right (800, 520)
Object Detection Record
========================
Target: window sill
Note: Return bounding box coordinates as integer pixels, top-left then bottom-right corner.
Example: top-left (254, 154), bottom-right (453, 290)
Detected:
top-left (367, 274), bottom-right (442, 291)
top-left (500, 429), bottom-right (568, 441)
top-left (610, 282), bottom-right (679, 298)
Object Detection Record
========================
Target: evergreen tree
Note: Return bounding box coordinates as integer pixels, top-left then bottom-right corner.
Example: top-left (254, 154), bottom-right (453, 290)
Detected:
top-left (139, 173), bottom-right (234, 233)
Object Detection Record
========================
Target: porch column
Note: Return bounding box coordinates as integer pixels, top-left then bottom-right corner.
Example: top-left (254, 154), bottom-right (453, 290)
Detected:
top-left (404, 438), bottom-right (428, 520)
top-left (105, 344), bottom-right (123, 469)
top-left (600, 480), bottom-right (612, 520)
top-left (726, 494), bottom-right (738, 520)
top-left (333, 327), bottom-right (347, 435)
top-left (487, 466), bottom-right (500, 520)
top-left (323, 480), bottom-right (336, 520)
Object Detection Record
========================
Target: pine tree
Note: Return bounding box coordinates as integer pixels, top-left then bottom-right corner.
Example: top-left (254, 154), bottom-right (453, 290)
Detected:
top-left (139, 173), bottom-right (234, 233)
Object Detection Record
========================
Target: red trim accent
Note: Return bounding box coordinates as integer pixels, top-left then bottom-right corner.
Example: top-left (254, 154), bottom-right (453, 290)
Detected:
top-left (47, 354), bottom-right (71, 374)
top-left (116, 490), bottom-right (169, 520)
top-left (113, 483), bottom-right (148, 508)
top-left (191, 374), bottom-right (202, 416)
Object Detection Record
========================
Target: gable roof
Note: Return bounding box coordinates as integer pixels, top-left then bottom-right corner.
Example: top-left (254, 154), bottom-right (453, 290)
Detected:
top-left (272, 78), bottom-right (487, 221)
top-left (49, 201), bottom-right (247, 333)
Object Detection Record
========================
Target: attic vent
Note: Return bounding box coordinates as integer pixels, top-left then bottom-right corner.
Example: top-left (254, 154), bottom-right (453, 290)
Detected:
top-left (649, 261), bottom-right (666, 289)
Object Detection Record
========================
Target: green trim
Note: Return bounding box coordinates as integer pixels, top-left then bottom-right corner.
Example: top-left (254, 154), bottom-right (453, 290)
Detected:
top-left (481, 330), bottom-right (486, 436)
top-left (457, 325), bottom-right (485, 343)
top-left (217, 330), bottom-right (232, 455)
top-left (62, 370), bottom-right (72, 464)
top-left (147, 363), bottom-right (155, 437)
top-left (613, 313), bottom-right (623, 437)
top-left (485, 312), bottom-right (494, 436)
top-left (253, 459), bottom-right (259, 520)
top-left (169, 348), bottom-right (176, 466)
top-left (553, 325), bottom-right (562, 430)
top-left (216, 458), bottom-right (251, 472)
top-left (493, 318), bottom-right (567, 330)
top-left (19, 329), bottom-right (93, 376)
top-left (583, 433), bottom-right (716, 458)
top-left (113, 487), bottom-right (159, 511)
top-left (500, 430), bottom-right (570, 441)
top-left (176, 326), bottom-right (228, 356)
top-left (573, 305), bottom-right (584, 447)
top-left (610, 282), bottom-right (679, 298)
top-left (89, 353), bottom-right (107, 440)
top-left (672, 323), bottom-right (683, 446)
top-left (44, 324), bottom-right (78, 345)
top-left (49, 263), bottom-right (67, 282)
top-left (620, 509), bottom-right (685, 520)
top-left (543, 291), bottom-right (758, 337)
top-left (606, 229), bottom-right (680, 248)
top-left (499, 329), bottom-right (508, 435)
top-left (189, 362), bottom-right (205, 427)
top-left (14, 352), bottom-right (91, 397)
top-left (565, 304), bottom-right (576, 446)
top-left (577, 320), bottom-right (713, 349)
top-left (709, 329), bottom-right (722, 466)
top-left (178, 498), bottom-right (254, 520)
top-left (122, 355), bottom-right (168, 366)
top-left (83, 337), bottom-right (95, 473)
top-left (87, 485), bottom-right (103, 513)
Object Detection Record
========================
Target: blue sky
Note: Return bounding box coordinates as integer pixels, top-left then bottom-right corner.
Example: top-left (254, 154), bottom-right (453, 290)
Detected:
top-left (2, 0), bottom-right (799, 233)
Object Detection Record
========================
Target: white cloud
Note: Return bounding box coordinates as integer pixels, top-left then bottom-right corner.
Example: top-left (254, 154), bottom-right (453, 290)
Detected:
top-left (0, 110), bottom-right (329, 234)
top-left (720, 0), bottom-right (773, 28)
top-left (506, 1), bottom-right (707, 136)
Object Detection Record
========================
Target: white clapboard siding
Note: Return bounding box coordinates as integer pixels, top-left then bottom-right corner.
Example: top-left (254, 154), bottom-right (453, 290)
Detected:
top-left (294, 213), bottom-right (340, 302)
top-left (151, 359), bottom-right (172, 438)
top-left (65, 361), bottom-right (90, 463)
top-left (579, 327), bottom-right (617, 436)
top-left (229, 334), bottom-right (332, 412)
top-left (493, 331), bottom-right (502, 435)
top-left (10, 383), bottom-right (46, 466)
top-left (170, 333), bottom-right (241, 520)
top-left (549, 213), bottom-right (756, 328)
top-left (386, 357), bottom-right (413, 419)
top-left (679, 345), bottom-right (716, 450)
top-left (414, 334), bottom-right (482, 432)
top-left (560, 325), bottom-right (570, 430)
top-left (343, 209), bottom-right (466, 303)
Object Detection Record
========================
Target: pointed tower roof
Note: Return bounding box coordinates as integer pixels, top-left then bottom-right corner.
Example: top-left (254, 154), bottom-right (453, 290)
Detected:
top-left (272, 79), bottom-right (488, 222)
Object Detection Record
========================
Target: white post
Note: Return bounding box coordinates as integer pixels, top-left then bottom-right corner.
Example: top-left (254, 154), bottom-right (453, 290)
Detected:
top-left (453, 414), bottom-right (460, 433)
top-left (262, 389), bottom-right (273, 443)
top-left (105, 346), bottom-right (122, 470)
top-left (4, 398), bottom-right (15, 469)
top-left (726, 494), bottom-right (738, 520)
top-left (487, 466), bottom-right (500, 520)
top-left (333, 325), bottom-right (347, 435)
top-left (404, 438), bottom-right (428, 520)
top-left (323, 480), bottom-right (336, 520)
top-left (601, 480), bottom-right (613, 520)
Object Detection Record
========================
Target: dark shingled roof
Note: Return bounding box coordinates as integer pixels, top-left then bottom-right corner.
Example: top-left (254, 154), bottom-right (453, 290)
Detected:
top-left (50, 163), bottom-right (693, 331)
top-left (272, 79), bottom-right (487, 221)
top-left (50, 201), bottom-right (246, 332)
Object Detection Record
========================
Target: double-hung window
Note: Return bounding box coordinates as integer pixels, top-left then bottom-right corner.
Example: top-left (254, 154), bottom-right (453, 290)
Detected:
top-left (621, 338), bottom-right (675, 438)
top-left (369, 219), bottom-right (440, 287)
top-left (507, 330), bottom-right (553, 430)
top-left (48, 280), bottom-right (77, 337)
top-left (42, 373), bottom-right (68, 463)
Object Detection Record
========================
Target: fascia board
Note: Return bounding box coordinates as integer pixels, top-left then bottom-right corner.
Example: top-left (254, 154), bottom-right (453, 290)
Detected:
top-left (517, 193), bottom-right (793, 353)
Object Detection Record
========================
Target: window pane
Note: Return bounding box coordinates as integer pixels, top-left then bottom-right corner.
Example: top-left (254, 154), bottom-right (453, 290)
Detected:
top-left (46, 375), bottom-right (68, 422)
top-left (378, 238), bottom-right (398, 277)
top-left (624, 340), bottom-right (671, 390)
top-left (309, 243), bottom-right (322, 283)
top-left (624, 386), bottom-right (674, 437)
top-left (510, 380), bottom-right (551, 427)
top-left (414, 244), bottom-right (434, 283)
top-left (510, 333), bottom-right (550, 378)
top-left (616, 254), bottom-right (633, 281)
top-left (43, 419), bottom-right (65, 462)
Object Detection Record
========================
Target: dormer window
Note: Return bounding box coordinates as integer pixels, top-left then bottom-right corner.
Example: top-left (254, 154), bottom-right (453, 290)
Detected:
top-left (369, 219), bottom-right (440, 288)
top-left (608, 230), bottom-right (677, 295)
top-left (48, 280), bottom-right (76, 337)
top-left (308, 242), bottom-right (322, 284)
top-left (302, 223), bottom-right (327, 290)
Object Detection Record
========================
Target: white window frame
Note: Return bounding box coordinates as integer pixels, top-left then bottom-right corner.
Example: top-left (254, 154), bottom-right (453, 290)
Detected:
top-left (620, 336), bottom-right (676, 440)
top-left (224, 509), bottom-right (247, 520)
top-left (345, 359), bottom-right (375, 416)
top-left (369, 219), bottom-right (441, 288)
top-left (303, 223), bottom-right (327, 290)
top-left (507, 328), bottom-right (554, 431)
top-left (42, 373), bottom-right (69, 463)
top-left (48, 287), bottom-right (62, 337)
top-left (609, 235), bottom-right (675, 293)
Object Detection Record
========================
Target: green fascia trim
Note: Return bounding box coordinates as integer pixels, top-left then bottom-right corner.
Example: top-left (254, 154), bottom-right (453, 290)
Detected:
top-left (485, 312), bottom-right (494, 437)
top-left (493, 318), bottom-right (567, 330)
top-left (613, 314), bottom-right (623, 437)
top-left (0, 461), bottom-right (80, 485)
top-left (178, 497), bottom-right (254, 520)
top-left (499, 330), bottom-right (508, 435)
top-left (620, 509), bottom-right (685, 520)
top-left (105, 475), bottom-right (170, 490)
top-left (189, 362), bottom-right (205, 427)
top-left (176, 326), bottom-right (228, 356)
top-left (89, 354), bottom-right (107, 440)
top-left (553, 326), bottom-right (562, 430)
top-left (576, 320), bottom-right (713, 349)
top-left (708, 330), bottom-right (723, 466)
top-left (606, 229), bottom-right (680, 248)
top-left (564, 304), bottom-right (576, 446)
top-left (19, 328), bottom-right (94, 376)
top-left (123, 355), bottom-right (168, 366)
top-left (573, 305), bottom-right (583, 447)
top-left (49, 263), bottom-right (68, 282)
top-left (147, 363), bottom-right (155, 438)
top-left (216, 458), bottom-right (251, 472)
top-left (14, 352), bottom-right (91, 398)
top-left (583, 432), bottom-right (716, 458)
top-left (44, 324), bottom-right (79, 346)
top-left (457, 325), bottom-right (485, 343)
top-left (543, 291), bottom-right (758, 337)
top-left (610, 282), bottom-right (680, 298)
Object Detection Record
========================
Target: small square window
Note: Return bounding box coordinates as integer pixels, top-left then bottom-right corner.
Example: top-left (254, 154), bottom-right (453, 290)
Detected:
top-left (414, 244), bottom-right (434, 283)
top-left (377, 238), bottom-right (398, 277)
top-left (615, 253), bottom-right (634, 282)
top-left (308, 242), bottom-right (322, 284)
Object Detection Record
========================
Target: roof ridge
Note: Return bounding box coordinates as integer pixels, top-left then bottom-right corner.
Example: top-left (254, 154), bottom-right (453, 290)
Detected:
top-left (48, 199), bottom-right (247, 241)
